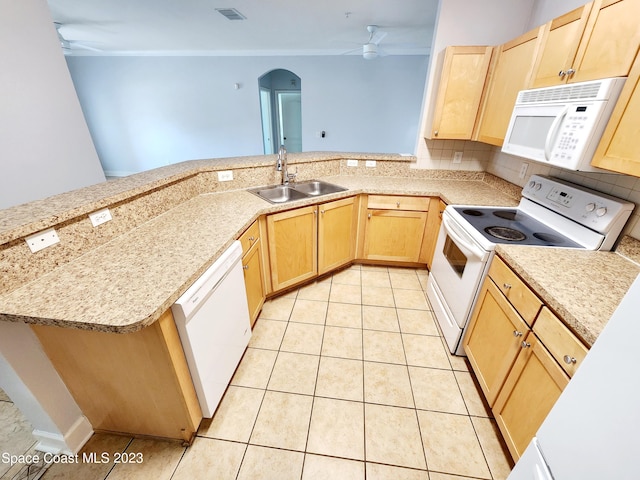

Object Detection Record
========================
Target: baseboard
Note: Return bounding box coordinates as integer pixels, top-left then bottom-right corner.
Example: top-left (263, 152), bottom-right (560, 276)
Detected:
top-left (33, 415), bottom-right (93, 455)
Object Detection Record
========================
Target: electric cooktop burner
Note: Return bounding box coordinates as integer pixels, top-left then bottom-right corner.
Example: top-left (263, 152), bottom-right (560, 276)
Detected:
top-left (454, 207), bottom-right (582, 248)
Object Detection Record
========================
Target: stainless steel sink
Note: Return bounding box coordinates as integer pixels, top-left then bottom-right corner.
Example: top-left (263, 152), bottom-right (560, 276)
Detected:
top-left (248, 180), bottom-right (347, 204)
top-left (249, 185), bottom-right (309, 203)
top-left (291, 180), bottom-right (348, 196)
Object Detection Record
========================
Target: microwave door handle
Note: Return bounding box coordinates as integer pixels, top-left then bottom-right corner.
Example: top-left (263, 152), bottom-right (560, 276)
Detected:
top-left (442, 217), bottom-right (488, 261)
top-left (544, 106), bottom-right (569, 161)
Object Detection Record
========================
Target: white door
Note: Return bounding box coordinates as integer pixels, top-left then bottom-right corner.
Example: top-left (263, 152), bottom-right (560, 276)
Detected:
top-left (260, 88), bottom-right (274, 154)
top-left (277, 91), bottom-right (302, 152)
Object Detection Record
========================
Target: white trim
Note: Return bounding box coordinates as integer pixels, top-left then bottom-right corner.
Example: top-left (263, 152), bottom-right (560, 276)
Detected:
top-left (103, 169), bottom-right (137, 178)
top-left (67, 48), bottom-right (431, 57)
top-left (33, 415), bottom-right (93, 455)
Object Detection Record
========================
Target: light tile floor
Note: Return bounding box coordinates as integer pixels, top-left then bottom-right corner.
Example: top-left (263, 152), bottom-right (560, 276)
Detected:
top-left (3, 265), bottom-right (514, 480)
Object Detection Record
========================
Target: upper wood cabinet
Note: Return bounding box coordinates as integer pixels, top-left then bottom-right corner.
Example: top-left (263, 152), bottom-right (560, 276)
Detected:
top-left (532, 0), bottom-right (640, 87)
top-left (591, 40), bottom-right (640, 176)
top-left (476, 26), bottom-right (545, 146)
top-left (427, 46), bottom-right (494, 140)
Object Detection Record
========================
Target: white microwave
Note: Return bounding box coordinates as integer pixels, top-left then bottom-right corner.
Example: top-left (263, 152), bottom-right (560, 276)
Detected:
top-left (502, 77), bottom-right (626, 172)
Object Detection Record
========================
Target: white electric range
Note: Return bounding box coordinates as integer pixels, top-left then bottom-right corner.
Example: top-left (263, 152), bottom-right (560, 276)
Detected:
top-left (427, 175), bottom-right (634, 355)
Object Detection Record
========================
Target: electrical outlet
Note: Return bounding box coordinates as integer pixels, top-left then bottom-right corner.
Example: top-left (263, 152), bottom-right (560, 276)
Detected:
top-left (365, 160), bottom-right (376, 168)
top-left (89, 208), bottom-right (112, 227)
top-left (519, 163), bottom-right (529, 179)
top-left (217, 170), bottom-right (234, 181)
top-left (453, 152), bottom-right (463, 164)
top-left (346, 159), bottom-right (358, 167)
top-left (25, 228), bottom-right (60, 253)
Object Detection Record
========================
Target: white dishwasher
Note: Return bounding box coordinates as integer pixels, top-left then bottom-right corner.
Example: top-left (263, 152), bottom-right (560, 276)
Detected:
top-left (171, 240), bottom-right (251, 418)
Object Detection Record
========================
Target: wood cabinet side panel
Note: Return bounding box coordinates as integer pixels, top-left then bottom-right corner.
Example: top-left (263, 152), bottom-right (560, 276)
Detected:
top-left (31, 311), bottom-right (201, 442)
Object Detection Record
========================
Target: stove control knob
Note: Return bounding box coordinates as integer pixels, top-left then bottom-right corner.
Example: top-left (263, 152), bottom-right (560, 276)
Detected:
top-left (585, 203), bottom-right (596, 212)
top-left (596, 207), bottom-right (607, 217)
top-left (534, 183), bottom-right (542, 191)
top-left (528, 181), bottom-right (536, 188)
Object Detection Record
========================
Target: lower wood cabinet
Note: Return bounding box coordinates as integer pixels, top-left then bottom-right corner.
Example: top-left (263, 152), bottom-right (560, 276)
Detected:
top-left (360, 195), bottom-right (430, 263)
top-left (318, 196), bottom-right (358, 275)
top-left (239, 220), bottom-right (265, 327)
top-left (31, 310), bottom-right (202, 444)
top-left (464, 255), bottom-right (588, 462)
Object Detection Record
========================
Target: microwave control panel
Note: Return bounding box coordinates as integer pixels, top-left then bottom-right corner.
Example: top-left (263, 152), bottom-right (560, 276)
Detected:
top-left (550, 105), bottom-right (598, 162)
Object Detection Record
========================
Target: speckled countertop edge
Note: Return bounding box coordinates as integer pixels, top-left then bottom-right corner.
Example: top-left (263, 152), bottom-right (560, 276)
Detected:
top-left (496, 242), bottom-right (640, 346)
top-left (0, 152), bottom-right (414, 245)
top-left (0, 175), bottom-right (517, 333)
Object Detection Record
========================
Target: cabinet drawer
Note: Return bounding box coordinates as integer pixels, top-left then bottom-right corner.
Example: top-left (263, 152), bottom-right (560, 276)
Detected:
top-left (367, 195), bottom-right (430, 212)
top-left (533, 307), bottom-right (588, 378)
top-left (489, 256), bottom-right (542, 325)
top-left (239, 221), bottom-right (260, 256)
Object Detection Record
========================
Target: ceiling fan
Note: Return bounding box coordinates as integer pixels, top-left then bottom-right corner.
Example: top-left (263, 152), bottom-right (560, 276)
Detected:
top-left (362, 25), bottom-right (388, 60)
top-left (54, 22), bottom-right (103, 55)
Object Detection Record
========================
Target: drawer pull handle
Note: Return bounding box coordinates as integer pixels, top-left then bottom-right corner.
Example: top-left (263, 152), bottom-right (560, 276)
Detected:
top-left (503, 283), bottom-right (512, 290)
top-left (563, 355), bottom-right (577, 365)
top-left (521, 341), bottom-right (531, 349)
top-left (513, 330), bottom-right (523, 337)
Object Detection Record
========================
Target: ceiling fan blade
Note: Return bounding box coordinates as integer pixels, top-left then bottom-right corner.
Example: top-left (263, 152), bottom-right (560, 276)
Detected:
top-left (371, 31), bottom-right (388, 45)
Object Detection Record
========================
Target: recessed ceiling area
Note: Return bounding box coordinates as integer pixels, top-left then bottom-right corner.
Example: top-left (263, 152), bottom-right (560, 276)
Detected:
top-left (47, 0), bottom-right (438, 56)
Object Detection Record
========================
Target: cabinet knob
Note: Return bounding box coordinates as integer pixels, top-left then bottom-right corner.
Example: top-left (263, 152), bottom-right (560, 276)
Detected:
top-left (434, 130), bottom-right (439, 137)
top-left (558, 70), bottom-right (566, 77)
top-left (503, 283), bottom-right (512, 290)
top-left (396, 202), bottom-right (401, 208)
top-left (368, 213), bottom-right (372, 219)
top-left (320, 210), bottom-right (325, 215)
top-left (521, 341), bottom-right (531, 349)
top-left (563, 355), bottom-right (577, 365)
top-left (513, 330), bottom-right (523, 337)
top-left (243, 264), bottom-right (249, 270)
top-left (566, 68), bottom-right (576, 76)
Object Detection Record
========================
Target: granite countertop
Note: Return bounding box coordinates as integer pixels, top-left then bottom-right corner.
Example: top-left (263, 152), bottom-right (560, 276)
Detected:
top-left (496, 244), bottom-right (640, 347)
top-left (0, 174), bottom-right (519, 333)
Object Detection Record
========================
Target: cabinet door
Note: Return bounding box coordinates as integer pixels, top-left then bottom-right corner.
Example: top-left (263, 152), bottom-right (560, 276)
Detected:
top-left (591, 53), bottom-right (640, 176)
top-left (463, 278), bottom-right (530, 406)
top-left (531, 4), bottom-right (593, 87)
top-left (363, 209), bottom-right (427, 263)
top-left (428, 46), bottom-right (493, 139)
top-left (476, 26), bottom-right (544, 146)
top-left (570, 0), bottom-right (640, 83)
top-left (242, 239), bottom-right (265, 327)
top-left (419, 198), bottom-right (445, 267)
top-left (267, 205), bottom-right (318, 291)
top-left (493, 333), bottom-right (570, 461)
top-left (318, 196), bottom-right (357, 275)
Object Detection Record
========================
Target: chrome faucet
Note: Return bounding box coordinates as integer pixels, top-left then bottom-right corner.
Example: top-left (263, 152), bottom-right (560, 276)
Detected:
top-left (276, 144), bottom-right (296, 185)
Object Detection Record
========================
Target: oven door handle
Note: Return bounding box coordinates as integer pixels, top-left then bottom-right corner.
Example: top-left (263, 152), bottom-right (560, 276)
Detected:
top-left (544, 106), bottom-right (569, 161)
top-left (442, 216), bottom-right (489, 261)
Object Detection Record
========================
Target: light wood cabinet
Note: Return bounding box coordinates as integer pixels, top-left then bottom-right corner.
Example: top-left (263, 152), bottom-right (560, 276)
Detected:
top-left (239, 221), bottom-right (265, 327)
top-left (32, 310), bottom-right (202, 443)
top-left (476, 26), bottom-right (545, 146)
top-left (532, 0), bottom-right (640, 87)
top-left (360, 195), bottom-right (429, 263)
top-left (318, 196), bottom-right (358, 275)
top-left (420, 198), bottom-right (446, 268)
top-left (464, 276), bottom-right (532, 406)
top-left (493, 333), bottom-right (569, 460)
top-left (465, 255), bottom-right (589, 461)
top-left (266, 205), bottom-right (318, 292)
top-left (591, 52), bottom-right (640, 176)
top-left (427, 46), bottom-right (493, 140)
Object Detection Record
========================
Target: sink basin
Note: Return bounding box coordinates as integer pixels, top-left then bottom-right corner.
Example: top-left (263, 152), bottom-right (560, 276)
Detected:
top-left (249, 185), bottom-right (309, 204)
top-left (248, 180), bottom-right (348, 204)
top-left (291, 180), bottom-right (348, 196)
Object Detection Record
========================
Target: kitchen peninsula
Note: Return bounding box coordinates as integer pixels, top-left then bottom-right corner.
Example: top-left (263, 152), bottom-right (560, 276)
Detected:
top-left (1, 152), bottom-right (638, 454)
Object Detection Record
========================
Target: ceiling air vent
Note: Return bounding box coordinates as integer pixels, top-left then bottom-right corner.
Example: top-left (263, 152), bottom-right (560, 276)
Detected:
top-left (215, 8), bottom-right (246, 20)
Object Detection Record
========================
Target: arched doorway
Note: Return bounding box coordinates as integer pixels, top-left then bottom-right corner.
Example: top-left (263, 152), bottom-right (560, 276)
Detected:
top-left (258, 69), bottom-right (302, 154)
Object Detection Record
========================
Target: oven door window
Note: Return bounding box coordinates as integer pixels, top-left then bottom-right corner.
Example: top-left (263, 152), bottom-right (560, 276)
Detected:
top-left (443, 235), bottom-right (468, 277)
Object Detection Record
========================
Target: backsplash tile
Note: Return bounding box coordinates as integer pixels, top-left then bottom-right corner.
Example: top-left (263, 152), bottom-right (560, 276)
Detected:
top-left (415, 139), bottom-right (492, 171)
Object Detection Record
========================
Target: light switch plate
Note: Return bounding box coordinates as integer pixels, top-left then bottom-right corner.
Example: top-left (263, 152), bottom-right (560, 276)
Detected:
top-left (25, 228), bottom-right (60, 253)
top-left (453, 152), bottom-right (463, 164)
top-left (89, 208), bottom-right (112, 227)
top-left (346, 159), bottom-right (358, 167)
top-left (217, 170), bottom-right (234, 181)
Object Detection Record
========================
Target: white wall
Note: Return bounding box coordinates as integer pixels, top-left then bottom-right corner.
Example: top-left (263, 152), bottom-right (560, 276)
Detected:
top-left (66, 55), bottom-right (428, 176)
top-left (0, 0), bottom-right (106, 210)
